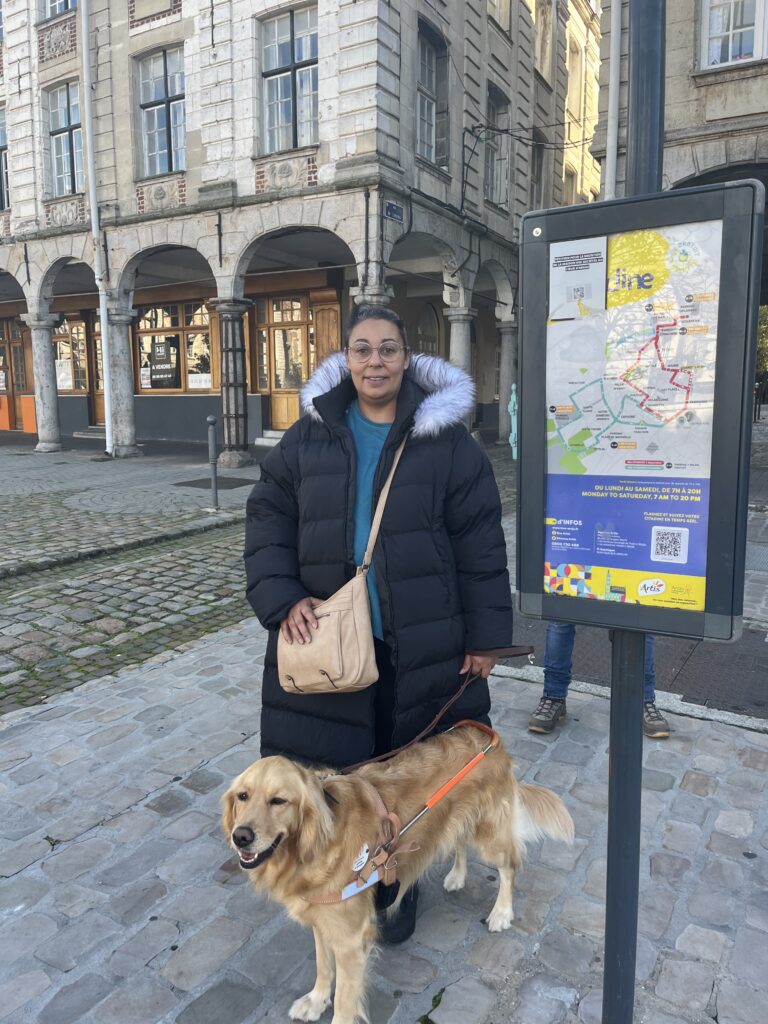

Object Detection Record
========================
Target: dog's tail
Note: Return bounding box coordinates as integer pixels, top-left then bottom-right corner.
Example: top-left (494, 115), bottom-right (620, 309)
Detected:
top-left (516, 783), bottom-right (575, 845)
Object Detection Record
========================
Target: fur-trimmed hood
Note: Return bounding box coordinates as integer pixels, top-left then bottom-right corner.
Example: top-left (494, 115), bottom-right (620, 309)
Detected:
top-left (300, 352), bottom-right (474, 438)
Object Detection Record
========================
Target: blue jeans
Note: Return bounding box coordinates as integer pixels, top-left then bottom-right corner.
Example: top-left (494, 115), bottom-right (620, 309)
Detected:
top-left (543, 622), bottom-right (656, 702)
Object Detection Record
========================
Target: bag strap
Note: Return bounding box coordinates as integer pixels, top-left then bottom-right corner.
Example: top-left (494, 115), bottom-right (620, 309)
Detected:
top-left (359, 434), bottom-right (409, 574)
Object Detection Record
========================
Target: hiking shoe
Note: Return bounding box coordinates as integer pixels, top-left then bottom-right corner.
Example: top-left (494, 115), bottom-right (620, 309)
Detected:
top-left (643, 702), bottom-right (670, 739)
top-left (528, 697), bottom-right (566, 734)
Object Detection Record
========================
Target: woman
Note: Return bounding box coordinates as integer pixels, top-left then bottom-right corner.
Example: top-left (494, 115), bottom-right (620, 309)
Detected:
top-left (244, 305), bottom-right (513, 938)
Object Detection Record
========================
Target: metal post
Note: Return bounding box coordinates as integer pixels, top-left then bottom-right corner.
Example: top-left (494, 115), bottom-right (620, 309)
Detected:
top-left (207, 415), bottom-right (219, 511)
top-left (602, 629), bottom-right (645, 1024)
top-left (601, 5), bottom-right (666, 1023)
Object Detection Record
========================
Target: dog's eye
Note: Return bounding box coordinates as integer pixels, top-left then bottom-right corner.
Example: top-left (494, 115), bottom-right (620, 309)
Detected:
top-left (236, 792), bottom-right (248, 802)
top-left (268, 796), bottom-right (287, 806)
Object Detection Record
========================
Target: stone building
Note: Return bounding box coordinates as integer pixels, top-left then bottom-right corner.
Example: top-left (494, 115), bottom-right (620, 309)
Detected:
top-left (592, 0), bottom-right (768, 303)
top-left (0, 0), bottom-right (598, 457)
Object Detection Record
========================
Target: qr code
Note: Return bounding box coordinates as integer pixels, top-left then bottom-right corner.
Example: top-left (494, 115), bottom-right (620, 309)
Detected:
top-left (567, 284), bottom-right (592, 302)
top-left (650, 526), bottom-right (689, 564)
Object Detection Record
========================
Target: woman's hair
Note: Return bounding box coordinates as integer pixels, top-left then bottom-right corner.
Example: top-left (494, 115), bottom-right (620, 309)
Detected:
top-left (344, 305), bottom-right (408, 348)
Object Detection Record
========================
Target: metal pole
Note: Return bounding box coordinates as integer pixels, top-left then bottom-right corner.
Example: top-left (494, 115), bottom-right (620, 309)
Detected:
top-left (207, 415), bottom-right (219, 510)
top-left (625, 0), bottom-right (666, 196)
top-left (602, 4), bottom-right (666, 1023)
top-left (80, 0), bottom-right (114, 456)
top-left (602, 630), bottom-right (645, 1023)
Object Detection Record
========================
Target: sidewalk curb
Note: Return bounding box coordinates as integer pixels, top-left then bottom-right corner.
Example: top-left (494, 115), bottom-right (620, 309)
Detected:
top-left (491, 663), bottom-right (768, 734)
top-left (0, 511), bottom-right (245, 582)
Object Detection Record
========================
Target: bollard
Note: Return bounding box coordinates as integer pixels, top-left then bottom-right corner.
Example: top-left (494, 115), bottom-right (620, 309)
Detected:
top-left (207, 415), bottom-right (219, 510)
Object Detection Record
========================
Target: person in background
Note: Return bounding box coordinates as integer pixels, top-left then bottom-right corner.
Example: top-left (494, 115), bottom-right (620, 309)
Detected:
top-left (244, 305), bottom-right (514, 942)
top-left (528, 622), bottom-right (669, 738)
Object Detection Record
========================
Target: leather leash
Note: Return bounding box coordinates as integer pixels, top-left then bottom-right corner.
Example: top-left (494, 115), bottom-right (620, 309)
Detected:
top-left (339, 644), bottom-right (533, 775)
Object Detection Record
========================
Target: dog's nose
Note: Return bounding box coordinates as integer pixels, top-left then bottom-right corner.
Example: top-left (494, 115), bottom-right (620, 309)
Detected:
top-left (233, 826), bottom-right (255, 848)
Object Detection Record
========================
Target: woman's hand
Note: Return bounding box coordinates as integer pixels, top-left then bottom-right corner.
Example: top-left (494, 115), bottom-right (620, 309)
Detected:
top-left (460, 653), bottom-right (498, 678)
top-left (280, 597), bottom-right (323, 645)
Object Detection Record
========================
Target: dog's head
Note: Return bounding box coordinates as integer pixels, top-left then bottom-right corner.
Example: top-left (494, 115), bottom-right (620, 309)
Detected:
top-left (221, 756), bottom-right (335, 870)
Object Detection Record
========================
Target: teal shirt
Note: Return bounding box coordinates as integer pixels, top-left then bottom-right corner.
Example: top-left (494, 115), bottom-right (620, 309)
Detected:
top-left (345, 401), bottom-right (390, 640)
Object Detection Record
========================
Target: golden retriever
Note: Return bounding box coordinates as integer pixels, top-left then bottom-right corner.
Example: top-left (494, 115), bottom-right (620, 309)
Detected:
top-left (222, 724), bottom-right (574, 1024)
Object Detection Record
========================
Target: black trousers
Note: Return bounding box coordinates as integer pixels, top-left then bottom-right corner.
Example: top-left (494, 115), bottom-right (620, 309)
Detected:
top-left (373, 638), bottom-right (397, 756)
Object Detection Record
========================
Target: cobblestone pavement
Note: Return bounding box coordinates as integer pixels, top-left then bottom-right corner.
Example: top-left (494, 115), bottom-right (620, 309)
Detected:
top-left (0, 442), bottom-right (253, 580)
top-left (1, 617), bottom-right (766, 1024)
top-left (0, 526), bottom-right (248, 713)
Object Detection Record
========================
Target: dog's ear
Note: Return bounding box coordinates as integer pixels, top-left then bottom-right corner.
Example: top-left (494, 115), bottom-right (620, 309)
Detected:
top-left (296, 775), bottom-right (334, 864)
top-left (221, 787), bottom-right (237, 838)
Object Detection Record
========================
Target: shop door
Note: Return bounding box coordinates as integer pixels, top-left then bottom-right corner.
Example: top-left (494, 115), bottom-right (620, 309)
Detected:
top-left (89, 318), bottom-right (105, 425)
top-left (0, 327), bottom-right (15, 429)
top-left (10, 327), bottom-right (33, 430)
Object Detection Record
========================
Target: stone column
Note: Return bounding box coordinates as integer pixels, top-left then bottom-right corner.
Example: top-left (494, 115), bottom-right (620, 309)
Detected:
top-left (210, 299), bottom-right (253, 468)
top-left (107, 308), bottom-right (142, 458)
top-left (350, 283), bottom-right (394, 307)
top-left (497, 317), bottom-right (518, 444)
top-left (21, 313), bottom-right (63, 453)
top-left (444, 306), bottom-right (477, 376)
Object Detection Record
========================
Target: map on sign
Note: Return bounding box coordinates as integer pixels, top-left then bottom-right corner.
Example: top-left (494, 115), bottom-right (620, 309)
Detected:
top-left (543, 221), bottom-right (722, 611)
top-left (546, 222), bottom-right (721, 479)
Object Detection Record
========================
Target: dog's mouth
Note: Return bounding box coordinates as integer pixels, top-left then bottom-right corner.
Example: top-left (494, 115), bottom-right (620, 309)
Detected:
top-left (236, 833), bottom-right (283, 870)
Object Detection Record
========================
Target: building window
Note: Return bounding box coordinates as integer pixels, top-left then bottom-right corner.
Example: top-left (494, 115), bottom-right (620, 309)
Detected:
top-left (0, 109), bottom-right (9, 211)
top-left (530, 131), bottom-right (546, 209)
top-left (534, 0), bottom-right (554, 82)
top-left (139, 47), bottom-right (186, 177)
top-left (702, 0), bottom-right (765, 66)
top-left (54, 321), bottom-right (88, 392)
top-left (49, 83), bottom-right (83, 197)
top-left (0, 3), bottom-right (4, 42)
top-left (567, 41), bottom-right (583, 119)
top-left (484, 88), bottom-right (510, 207)
top-left (262, 8), bottom-right (318, 154)
top-left (415, 304), bottom-right (440, 356)
top-left (417, 21), bottom-right (449, 166)
top-left (254, 296), bottom-right (315, 392)
top-left (47, 0), bottom-right (77, 16)
top-left (563, 167), bottom-right (577, 206)
top-left (136, 303), bottom-right (213, 392)
top-left (487, 0), bottom-right (510, 32)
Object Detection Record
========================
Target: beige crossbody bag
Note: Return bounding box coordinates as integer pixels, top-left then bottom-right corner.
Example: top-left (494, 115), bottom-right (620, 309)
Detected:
top-left (277, 435), bottom-right (409, 695)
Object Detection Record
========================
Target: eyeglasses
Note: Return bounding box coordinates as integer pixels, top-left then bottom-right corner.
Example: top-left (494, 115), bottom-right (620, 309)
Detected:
top-left (347, 343), bottom-right (407, 364)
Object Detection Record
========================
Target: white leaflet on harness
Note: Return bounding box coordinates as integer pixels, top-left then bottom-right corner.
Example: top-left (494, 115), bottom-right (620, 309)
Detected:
top-left (341, 869), bottom-right (379, 901)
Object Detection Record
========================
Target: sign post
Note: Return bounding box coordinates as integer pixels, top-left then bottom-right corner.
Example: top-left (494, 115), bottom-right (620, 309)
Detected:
top-left (518, 180), bottom-right (764, 1023)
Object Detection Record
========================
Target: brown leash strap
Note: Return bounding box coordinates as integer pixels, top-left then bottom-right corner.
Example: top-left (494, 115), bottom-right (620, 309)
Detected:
top-left (340, 644), bottom-right (534, 776)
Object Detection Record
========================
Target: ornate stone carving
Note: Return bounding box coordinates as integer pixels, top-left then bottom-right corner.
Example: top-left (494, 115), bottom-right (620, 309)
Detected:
top-left (145, 180), bottom-right (179, 211)
top-left (39, 16), bottom-right (77, 64)
top-left (45, 198), bottom-right (84, 228)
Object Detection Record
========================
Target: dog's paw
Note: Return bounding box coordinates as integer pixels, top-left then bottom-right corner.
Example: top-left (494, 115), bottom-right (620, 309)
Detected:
top-left (443, 868), bottom-right (466, 892)
top-left (486, 906), bottom-right (514, 932)
top-left (289, 991), bottom-right (331, 1021)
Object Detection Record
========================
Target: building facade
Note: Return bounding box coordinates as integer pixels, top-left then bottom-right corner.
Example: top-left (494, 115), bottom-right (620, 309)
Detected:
top-left (0, 0), bottom-right (595, 457)
top-left (592, 0), bottom-right (768, 303)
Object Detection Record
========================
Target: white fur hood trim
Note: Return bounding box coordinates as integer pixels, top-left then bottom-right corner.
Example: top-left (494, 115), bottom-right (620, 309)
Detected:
top-left (300, 352), bottom-right (475, 437)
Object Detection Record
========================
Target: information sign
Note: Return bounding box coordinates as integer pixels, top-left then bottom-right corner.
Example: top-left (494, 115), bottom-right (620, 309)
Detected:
top-left (518, 182), bottom-right (764, 640)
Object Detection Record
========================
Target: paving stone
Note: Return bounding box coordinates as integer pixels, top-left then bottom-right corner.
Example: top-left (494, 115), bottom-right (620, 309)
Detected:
top-left (745, 890), bottom-right (768, 933)
top-left (52, 882), bottom-right (108, 918)
top-left (641, 769), bottom-right (676, 792)
top-left (680, 769), bottom-right (718, 796)
top-left (537, 928), bottom-right (599, 979)
top-left (41, 837), bottom-right (115, 882)
top-left (175, 977), bottom-right (262, 1024)
top-left (714, 808), bottom-right (754, 838)
top-left (145, 788), bottom-right (193, 816)
top-left (675, 923), bottom-right (726, 962)
top-left (716, 979), bottom-right (768, 1024)
top-left (687, 886), bottom-right (737, 927)
top-left (0, 969), bottom-right (52, 1021)
top-left (37, 972), bottom-right (113, 1024)
top-left (109, 919), bottom-right (181, 976)
top-left (160, 810), bottom-right (216, 840)
top-left (374, 947), bottom-right (438, 993)
top-left (161, 915), bottom-right (252, 991)
top-left (412, 904), bottom-right (472, 951)
top-left (91, 975), bottom-right (179, 1024)
top-left (0, 911), bottom-right (58, 965)
top-left (97, 838), bottom-right (178, 887)
top-left (0, 876), bottom-right (49, 917)
top-left (511, 974), bottom-right (578, 1024)
top-left (36, 910), bottom-right (120, 971)
top-left (558, 895), bottom-right (605, 939)
top-left (649, 852), bottom-right (691, 885)
top-left (234, 920), bottom-right (314, 990)
top-left (655, 958), bottom-right (715, 1011)
top-left (729, 926), bottom-right (768, 987)
top-left (430, 975), bottom-right (497, 1024)
top-left (661, 820), bottom-right (702, 856)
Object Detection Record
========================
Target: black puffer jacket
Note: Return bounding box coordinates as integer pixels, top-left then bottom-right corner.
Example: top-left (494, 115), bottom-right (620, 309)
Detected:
top-left (244, 353), bottom-right (513, 766)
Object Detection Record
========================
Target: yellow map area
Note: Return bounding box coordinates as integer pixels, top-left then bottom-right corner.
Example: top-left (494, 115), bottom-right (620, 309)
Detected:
top-left (606, 229), bottom-right (670, 308)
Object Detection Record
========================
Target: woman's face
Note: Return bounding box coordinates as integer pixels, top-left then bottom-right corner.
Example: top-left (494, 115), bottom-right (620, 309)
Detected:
top-left (345, 318), bottom-right (410, 409)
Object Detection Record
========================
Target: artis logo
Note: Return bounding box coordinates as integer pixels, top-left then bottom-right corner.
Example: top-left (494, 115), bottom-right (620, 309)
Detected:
top-left (638, 578), bottom-right (666, 597)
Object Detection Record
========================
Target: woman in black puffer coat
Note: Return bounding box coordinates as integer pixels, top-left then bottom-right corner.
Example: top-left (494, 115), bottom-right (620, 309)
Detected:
top-left (244, 307), bottom-right (514, 769)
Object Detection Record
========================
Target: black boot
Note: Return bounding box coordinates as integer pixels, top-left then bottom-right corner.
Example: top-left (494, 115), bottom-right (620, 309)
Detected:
top-left (376, 882), bottom-right (419, 945)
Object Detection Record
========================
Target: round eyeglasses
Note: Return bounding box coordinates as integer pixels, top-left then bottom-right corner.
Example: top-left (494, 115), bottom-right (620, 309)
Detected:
top-left (346, 343), bottom-right (407, 364)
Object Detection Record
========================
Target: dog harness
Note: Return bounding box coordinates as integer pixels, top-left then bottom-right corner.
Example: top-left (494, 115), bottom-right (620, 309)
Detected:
top-left (300, 720), bottom-right (500, 905)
